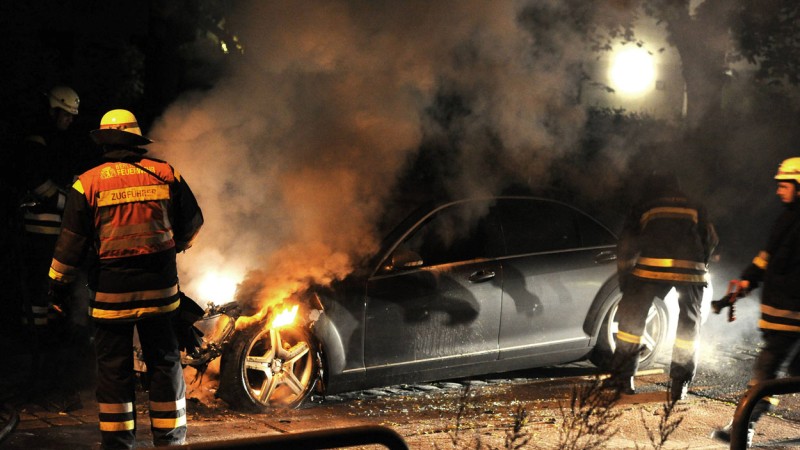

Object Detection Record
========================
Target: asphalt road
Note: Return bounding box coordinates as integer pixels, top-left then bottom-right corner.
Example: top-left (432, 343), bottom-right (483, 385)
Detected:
top-left (4, 328), bottom-right (800, 449)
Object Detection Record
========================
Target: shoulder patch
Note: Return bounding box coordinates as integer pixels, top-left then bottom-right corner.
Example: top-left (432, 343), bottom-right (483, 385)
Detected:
top-left (73, 179), bottom-right (85, 194)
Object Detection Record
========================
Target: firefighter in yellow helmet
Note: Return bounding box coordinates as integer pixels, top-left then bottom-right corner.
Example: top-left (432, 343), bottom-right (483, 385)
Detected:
top-left (48, 109), bottom-right (203, 448)
top-left (713, 157), bottom-right (800, 448)
top-left (604, 170), bottom-right (718, 401)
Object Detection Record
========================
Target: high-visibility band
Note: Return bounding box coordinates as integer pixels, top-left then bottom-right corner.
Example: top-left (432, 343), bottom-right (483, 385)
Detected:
top-left (95, 285), bottom-right (179, 303)
top-left (631, 268), bottom-right (708, 283)
top-left (617, 330), bottom-right (642, 344)
top-left (33, 179), bottom-right (59, 198)
top-left (49, 267), bottom-right (77, 284)
top-left (636, 257), bottom-right (706, 270)
top-left (97, 184), bottom-right (170, 207)
top-left (765, 396), bottom-right (780, 406)
top-left (33, 318), bottom-right (48, 325)
top-left (151, 416), bottom-right (187, 429)
top-left (640, 207), bottom-right (698, 226)
top-left (51, 258), bottom-right (79, 277)
top-left (100, 222), bottom-right (165, 239)
top-left (24, 225), bottom-right (61, 235)
top-left (99, 420), bottom-right (135, 432)
top-left (99, 402), bottom-right (134, 414)
top-left (99, 231), bottom-right (173, 253)
top-left (57, 192), bottom-right (66, 210)
top-left (91, 300), bottom-right (180, 320)
top-left (674, 337), bottom-right (697, 351)
top-left (24, 212), bottom-right (62, 222)
top-left (753, 251), bottom-right (769, 270)
top-left (759, 319), bottom-right (800, 332)
top-left (100, 121), bottom-right (138, 130)
top-left (761, 304), bottom-right (800, 320)
top-left (150, 397), bottom-right (186, 412)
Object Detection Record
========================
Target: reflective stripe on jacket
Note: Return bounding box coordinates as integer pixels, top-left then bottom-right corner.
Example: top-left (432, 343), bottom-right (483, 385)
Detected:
top-left (741, 204), bottom-right (800, 332)
top-left (619, 191), bottom-right (717, 286)
top-left (50, 148), bottom-right (203, 322)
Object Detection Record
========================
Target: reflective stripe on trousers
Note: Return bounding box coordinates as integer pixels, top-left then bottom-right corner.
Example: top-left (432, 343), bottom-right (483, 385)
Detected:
top-left (94, 315), bottom-right (186, 449)
top-left (611, 278), bottom-right (703, 381)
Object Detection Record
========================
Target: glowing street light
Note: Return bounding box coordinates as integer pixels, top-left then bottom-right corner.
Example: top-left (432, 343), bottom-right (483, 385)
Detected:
top-left (609, 46), bottom-right (656, 95)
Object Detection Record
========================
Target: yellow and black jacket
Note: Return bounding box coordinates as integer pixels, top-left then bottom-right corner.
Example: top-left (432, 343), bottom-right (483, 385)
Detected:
top-left (49, 147), bottom-right (203, 322)
top-left (618, 186), bottom-right (718, 286)
top-left (741, 202), bottom-right (800, 333)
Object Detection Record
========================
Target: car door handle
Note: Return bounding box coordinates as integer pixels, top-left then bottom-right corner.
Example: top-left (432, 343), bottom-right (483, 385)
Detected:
top-left (594, 250), bottom-right (617, 264)
top-left (468, 270), bottom-right (496, 283)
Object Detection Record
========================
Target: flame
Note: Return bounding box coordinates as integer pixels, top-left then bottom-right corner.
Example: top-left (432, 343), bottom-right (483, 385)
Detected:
top-left (195, 271), bottom-right (240, 305)
top-left (270, 304), bottom-right (299, 329)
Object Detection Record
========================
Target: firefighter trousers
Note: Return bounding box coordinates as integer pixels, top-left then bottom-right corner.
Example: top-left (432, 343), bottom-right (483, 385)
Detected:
top-left (745, 330), bottom-right (800, 423)
top-left (94, 315), bottom-right (186, 449)
top-left (610, 278), bottom-right (704, 382)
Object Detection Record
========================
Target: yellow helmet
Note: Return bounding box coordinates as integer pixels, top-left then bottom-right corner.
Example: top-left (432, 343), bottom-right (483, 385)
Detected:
top-left (775, 157), bottom-right (800, 182)
top-left (48, 86), bottom-right (79, 115)
top-left (90, 109), bottom-right (152, 146)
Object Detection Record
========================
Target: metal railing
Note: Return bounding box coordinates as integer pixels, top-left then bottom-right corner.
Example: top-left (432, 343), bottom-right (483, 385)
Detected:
top-left (730, 376), bottom-right (800, 450)
top-left (167, 425), bottom-right (409, 450)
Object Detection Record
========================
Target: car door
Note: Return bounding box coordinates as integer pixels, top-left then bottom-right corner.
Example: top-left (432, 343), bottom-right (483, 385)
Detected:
top-left (495, 198), bottom-right (617, 360)
top-left (364, 200), bottom-right (504, 373)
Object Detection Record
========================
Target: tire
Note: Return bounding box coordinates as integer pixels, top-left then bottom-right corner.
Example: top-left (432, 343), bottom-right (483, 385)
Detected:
top-left (217, 322), bottom-right (321, 411)
top-left (590, 289), bottom-right (670, 371)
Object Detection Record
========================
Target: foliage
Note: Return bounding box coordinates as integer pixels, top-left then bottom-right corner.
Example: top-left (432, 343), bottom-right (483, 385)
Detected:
top-left (732, 0), bottom-right (800, 85)
top-left (557, 378), bottom-right (623, 450)
top-left (641, 389), bottom-right (686, 450)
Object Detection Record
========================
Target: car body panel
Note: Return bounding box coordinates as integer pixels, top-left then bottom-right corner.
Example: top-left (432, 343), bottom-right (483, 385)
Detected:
top-left (364, 259), bottom-right (503, 369)
top-left (309, 196), bottom-right (623, 394)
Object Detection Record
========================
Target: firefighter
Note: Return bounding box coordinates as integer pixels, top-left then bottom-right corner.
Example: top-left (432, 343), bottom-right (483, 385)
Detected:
top-left (712, 157), bottom-right (800, 448)
top-left (48, 109), bottom-right (203, 449)
top-left (18, 85), bottom-right (97, 411)
top-left (605, 170), bottom-right (718, 402)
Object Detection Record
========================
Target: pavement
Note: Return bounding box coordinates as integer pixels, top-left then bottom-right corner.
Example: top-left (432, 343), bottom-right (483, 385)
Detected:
top-left (3, 366), bottom-right (800, 449)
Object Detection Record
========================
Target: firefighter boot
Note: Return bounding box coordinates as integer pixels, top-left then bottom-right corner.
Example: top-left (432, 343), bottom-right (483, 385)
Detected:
top-left (601, 374), bottom-right (636, 395)
top-left (711, 420), bottom-right (754, 448)
top-left (669, 378), bottom-right (690, 402)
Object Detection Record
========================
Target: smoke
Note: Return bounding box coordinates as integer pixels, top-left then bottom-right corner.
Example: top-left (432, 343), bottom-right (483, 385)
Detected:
top-left (146, 0), bottom-right (610, 312)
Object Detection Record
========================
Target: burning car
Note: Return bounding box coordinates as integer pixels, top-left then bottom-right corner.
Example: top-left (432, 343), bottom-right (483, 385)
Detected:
top-left (187, 196), bottom-right (710, 411)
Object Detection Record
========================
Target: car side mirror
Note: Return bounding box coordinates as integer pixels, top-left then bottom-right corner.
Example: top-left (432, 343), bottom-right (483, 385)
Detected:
top-left (384, 247), bottom-right (423, 272)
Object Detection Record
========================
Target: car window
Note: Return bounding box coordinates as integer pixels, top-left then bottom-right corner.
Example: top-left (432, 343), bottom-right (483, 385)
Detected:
top-left (497, 199), bottom-right (581, 254)
top-left (400, 202), bottom-right (499, 267)
top-left (575, 211), bottom-right (617, 246)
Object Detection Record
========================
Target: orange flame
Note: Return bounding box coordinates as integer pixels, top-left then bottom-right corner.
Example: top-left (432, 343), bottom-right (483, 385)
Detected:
top-left (270, 304), bottom-right (299, 329)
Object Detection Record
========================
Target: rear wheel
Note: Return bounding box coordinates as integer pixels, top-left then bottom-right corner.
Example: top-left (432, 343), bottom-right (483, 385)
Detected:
top-left (590, 290), bottom-right (669, 371)
top-left (217, 323), bottom-right (320, 411)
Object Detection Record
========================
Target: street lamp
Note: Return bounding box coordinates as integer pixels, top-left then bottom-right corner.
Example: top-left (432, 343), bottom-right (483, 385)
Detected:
top-left (609, 46), bottom-right (656, 95)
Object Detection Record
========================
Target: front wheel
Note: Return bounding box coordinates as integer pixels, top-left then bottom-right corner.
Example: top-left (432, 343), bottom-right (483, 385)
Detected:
top-left (217, 322), bottom-right (321, 411)
top-left (590, 290), bottom-right (669, 371)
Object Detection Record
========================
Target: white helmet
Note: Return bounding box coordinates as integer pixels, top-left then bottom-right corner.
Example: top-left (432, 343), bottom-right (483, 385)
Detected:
top-left (47, 86), bottom-right (80, 115)
top-left (775, 157), bottom-right (800, 182)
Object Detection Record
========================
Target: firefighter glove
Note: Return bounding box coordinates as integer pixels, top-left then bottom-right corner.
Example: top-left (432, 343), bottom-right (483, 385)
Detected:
top-left (175, 324), bottom-right (204, 355)
top-left (47, 282), bottom-right (71, 313)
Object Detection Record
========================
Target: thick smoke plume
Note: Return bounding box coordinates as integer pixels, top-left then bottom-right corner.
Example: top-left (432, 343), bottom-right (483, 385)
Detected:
top-left (148, 0), bottom-right (602, 312)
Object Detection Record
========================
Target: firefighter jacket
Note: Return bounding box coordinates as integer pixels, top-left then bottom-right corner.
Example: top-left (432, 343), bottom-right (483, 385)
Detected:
top-left (617, 186), bottom-right (718, 286)
top-left (19, 125), bottom-right (100, 235)
top-left (49, 147), bottom-right (203, 322)
top-left (740, 201), bottom-right (800, 333)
